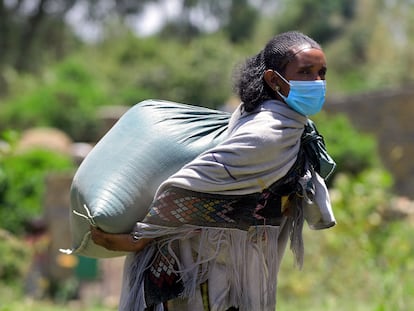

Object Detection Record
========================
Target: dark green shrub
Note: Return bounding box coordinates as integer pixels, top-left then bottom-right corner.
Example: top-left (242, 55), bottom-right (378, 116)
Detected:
top-left (313, 112), bottom-right (381, 178)
top-left (0, 59), bottom-right (107, 142)
top-left (0, 133), bottom-right (74, 234)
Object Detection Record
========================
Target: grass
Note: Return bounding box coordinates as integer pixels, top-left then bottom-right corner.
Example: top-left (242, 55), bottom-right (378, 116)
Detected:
top-left (0, 284), bottom-right (116, 311)
top-left (277, 221), bottom-right (414, 311)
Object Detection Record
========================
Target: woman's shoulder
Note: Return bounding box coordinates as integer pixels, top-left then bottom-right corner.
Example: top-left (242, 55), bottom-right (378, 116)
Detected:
top-left (257, 100), bottom-right (307, 122)
top-left (229, 100), bottom-right (306, 136)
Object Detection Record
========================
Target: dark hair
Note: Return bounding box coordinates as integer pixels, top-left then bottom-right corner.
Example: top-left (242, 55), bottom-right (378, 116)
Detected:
top-left (233, 31), bottom-right (321, 112)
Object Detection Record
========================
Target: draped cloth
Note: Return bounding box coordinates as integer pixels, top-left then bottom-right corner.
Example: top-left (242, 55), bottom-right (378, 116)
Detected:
top-left (119, 100), bottom-right (335, 311)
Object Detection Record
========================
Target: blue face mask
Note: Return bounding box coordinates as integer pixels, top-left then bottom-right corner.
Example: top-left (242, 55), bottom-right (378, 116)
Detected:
top-left (275, 71), bottom-right (326, 116)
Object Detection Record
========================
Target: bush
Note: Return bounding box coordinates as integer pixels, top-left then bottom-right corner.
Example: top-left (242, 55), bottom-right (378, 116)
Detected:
top-left (0, 34), bottom-right (242, 143)
top-left (89, 32), bottom-right (240, 109)
top-left (278, 167), bottom-right (414, 311)
top-left (312, 112), bottom-right (381, 178)
top-left (0, 229), bottom-right (30, 284)
top-left (0, 132), bottom-right (75, 235)
top-left (0, 60), bottom-right (108, 142)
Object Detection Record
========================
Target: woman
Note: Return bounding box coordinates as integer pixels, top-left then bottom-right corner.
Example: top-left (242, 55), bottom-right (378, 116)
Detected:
top-left (91, 31), bottom-right (335, 311)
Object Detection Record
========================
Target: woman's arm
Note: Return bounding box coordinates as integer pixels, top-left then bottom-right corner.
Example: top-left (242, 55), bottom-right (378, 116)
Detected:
top-left (90, 226), bottom-right (153, 252)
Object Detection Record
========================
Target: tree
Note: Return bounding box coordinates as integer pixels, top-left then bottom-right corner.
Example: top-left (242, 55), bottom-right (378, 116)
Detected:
top-left (224, 0), bottom-right (259, 43)
top-left (0, 0), bottom-right (79, 72)
top-left (0, 0), bottom-right (157, 74)
top-left (158, 0), bottom-right (261, 42)
top-left (276, 0), bottom-right (357, 44)
top-left (0, 0), bottom-right (272, 77)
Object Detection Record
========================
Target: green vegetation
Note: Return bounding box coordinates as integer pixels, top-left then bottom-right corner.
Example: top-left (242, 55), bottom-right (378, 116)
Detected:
top-left (313, 112), bottom-right (380, 177)
top-left (0, 33), bottom-right (241, 141)
top-left (278, 168), bottom-right (414, 310)
top-left (1, 0), bottom-right (414, 310)
top-left (0, 229), bottom-right (30, 285)
top-left (0, 132), bottom-right (75, 235)
top-left (0, 286), bottom-right (114, 311)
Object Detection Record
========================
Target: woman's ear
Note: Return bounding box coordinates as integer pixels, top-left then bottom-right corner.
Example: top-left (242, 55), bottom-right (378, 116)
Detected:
top-left (263, 70), bottom-right (280, 91)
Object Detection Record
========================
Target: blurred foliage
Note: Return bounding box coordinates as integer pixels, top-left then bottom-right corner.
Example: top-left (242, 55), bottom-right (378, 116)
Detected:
top-left (0, 280), bottom-right (115, 311)
top-left (0, 0), bottom-right (266, 76)
top-left (0, 0), bottom-right (80, 74)
top-left (276, 0), bottom-right (357, 44)
top-left (0, 1), bottom-right (413, 310)
top-left (0, 229), bottom-right (31, 284)
top-left (0, 132), bottom-right (74, 235)
top-left (1, 0), bottom-right (414, 137)
top-left (278, 168), bottom-right (414, 310)
top-left (99, 32), bottom-right (239, 108)
top-left (312, 112), bottom-right (380, 177)
top-left (1, 0), bottom-right (414, 108)
top-left (0, 59), bottom-right (107, 142)
top-left (276, 109), bottom-right (409, 310)
top-left (0, 32), bottom-right (241, 141)
top-left (323, 0), bottom-right (414, 94)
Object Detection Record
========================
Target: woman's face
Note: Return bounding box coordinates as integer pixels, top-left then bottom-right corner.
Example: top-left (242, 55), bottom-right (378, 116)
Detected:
top-left (279, 48), bottom-right (327, 97)
top-left (264, 47), bottom-right (327, 98)
top-left (284, 48), bottom-right (327, 82)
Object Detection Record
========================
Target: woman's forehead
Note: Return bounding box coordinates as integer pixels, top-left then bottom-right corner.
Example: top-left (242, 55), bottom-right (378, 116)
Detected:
top-left (288, 43), bottom-right (320, 57)
top-left (289, 48), bottom-right (327, 67)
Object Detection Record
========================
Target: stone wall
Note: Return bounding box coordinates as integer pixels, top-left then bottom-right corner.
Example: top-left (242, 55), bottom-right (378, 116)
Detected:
top-left (325, 86), bottom-right (414, 198)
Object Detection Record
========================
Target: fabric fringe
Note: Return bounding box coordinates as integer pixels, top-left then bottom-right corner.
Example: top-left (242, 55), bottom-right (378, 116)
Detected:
top-left (123, 218), bottom-right (302, 311)
top-left (289, 197), bottom-right (305, 269)
top-left (119, 244), bottom-right (157, 311)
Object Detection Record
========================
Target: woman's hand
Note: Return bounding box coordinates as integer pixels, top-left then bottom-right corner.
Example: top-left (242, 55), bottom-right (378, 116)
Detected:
top-left (90, 226), bottom-right (153, 252)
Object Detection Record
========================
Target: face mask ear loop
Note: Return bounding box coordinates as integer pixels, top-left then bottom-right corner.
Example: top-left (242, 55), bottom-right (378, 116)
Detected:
top-left (273, 70), bottom-right (291, 87)
top-left (273, 70), bottom-right (290, 101)
top-left (276, 89), bottom-right (287, 102)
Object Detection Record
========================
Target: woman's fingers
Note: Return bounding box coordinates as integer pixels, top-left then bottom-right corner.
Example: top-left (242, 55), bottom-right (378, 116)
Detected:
top-left (90, 226), bottom-right (108, 246)
top-left (90, 226), bottom-right (153, 252)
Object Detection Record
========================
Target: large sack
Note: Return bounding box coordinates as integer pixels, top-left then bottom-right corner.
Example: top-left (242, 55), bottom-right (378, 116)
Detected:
top-left (65, 100), bottom-right (230, 258)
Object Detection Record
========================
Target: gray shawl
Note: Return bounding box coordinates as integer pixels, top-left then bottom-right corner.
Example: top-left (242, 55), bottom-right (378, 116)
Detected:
top-left (119, 100), bottom-right (335, 311)
top-left (158, 100), bottom-right (307, 195)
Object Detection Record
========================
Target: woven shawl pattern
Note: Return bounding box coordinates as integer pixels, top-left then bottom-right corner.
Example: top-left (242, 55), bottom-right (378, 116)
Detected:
top-left (144, 146), bottom-right (305, 231)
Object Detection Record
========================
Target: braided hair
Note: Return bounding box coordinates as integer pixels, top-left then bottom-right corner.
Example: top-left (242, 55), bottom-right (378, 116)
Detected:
top-left (233, 31), bottom-right (321, 112)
